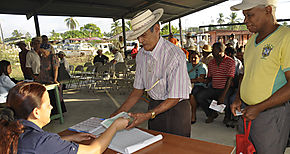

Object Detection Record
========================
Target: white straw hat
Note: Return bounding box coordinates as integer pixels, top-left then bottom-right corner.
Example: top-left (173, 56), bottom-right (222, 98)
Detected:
top-left (127, 8), bottom-right (164, 40)
top-left (230, 0), bottom-right (277, 11)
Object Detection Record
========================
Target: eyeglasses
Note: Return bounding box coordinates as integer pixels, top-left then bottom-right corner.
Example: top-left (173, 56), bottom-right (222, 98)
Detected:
top-left (145, 79), bottom-right (160, 92)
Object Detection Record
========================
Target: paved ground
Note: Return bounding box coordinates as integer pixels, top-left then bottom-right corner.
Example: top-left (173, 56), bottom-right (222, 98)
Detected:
top-left (44, 87), bottom-right (290, 153)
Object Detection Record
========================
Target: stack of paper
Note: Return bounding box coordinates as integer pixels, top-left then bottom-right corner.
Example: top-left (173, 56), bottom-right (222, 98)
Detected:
top-left (69, 115), bottom-right (163, 154)
top-left (101, 112), bottom-right (130, 128)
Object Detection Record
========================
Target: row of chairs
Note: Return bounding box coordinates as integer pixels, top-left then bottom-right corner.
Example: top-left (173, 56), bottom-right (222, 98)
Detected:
top-left (67, 61), bottom-right (136, 92)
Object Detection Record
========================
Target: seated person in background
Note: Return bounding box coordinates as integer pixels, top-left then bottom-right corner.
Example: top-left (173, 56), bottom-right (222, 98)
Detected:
top-left (0, 82), bottom-right (129, 154)
top-left (26, 37), bottom-right (42, 80)
top-left (224, 46), bottom-right (243, 126)
top-left (131, 42), bottom-right (138, 59)
top-left (110, 47), bottom-right (124, 64)
top-left (196, 42), bottom-right (235, 123)
top-left (0, 60), bottom-right (16, 104)
top-left (200, 45), bottom-right (213, 66)
top-left (93, 49), bottom-right (109, 65)
top-left (40, 35), bottom-right (55, 54)
top-left (16, 41), bottom-right (30, 80)
top-left (187, 48), bottom-right (208, 124)
top-left (58, 51), bottom-right (70, 72)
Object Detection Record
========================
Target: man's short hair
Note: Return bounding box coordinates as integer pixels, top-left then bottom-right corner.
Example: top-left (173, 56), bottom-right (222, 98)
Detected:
top-left (213, 42), bottom-right (225, 52)
top-left (149, 22), bottom-right (160, 32)
top-left (225, 46), bottom-right (236, 55)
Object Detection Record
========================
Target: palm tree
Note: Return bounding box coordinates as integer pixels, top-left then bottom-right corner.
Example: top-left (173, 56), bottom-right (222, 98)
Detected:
top-left (217, 13), bottom-right (225, 29)
top-left (64, 17), bottom-right (79, 30)
top-left (64, 17), bottom-right (79, 38)
top-left (111, 21), bottom-right (122, 35)
top-left (226, 12), bottom-right (242, 30)
top-left (126, 21), bottom-right (132, 31)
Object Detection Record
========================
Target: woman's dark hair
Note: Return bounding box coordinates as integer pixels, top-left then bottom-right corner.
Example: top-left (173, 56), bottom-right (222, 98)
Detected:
top-left (0, 60), bottom-right (11, 76)
top-left (0, 82), bottom-right (47, 154)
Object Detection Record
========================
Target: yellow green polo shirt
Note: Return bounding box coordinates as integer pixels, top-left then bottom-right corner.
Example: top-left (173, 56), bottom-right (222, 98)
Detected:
top-left (240, 26), bottom-right (290, 105)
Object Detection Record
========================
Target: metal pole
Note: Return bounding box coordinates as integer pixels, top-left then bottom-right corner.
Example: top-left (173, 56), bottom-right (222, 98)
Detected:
top-left (34, 15), bottom-right (41, 37)
top-left (121, 18), bottom-right (127, 58)
top-left (169, 21), bottom-right (172, 34)
top-left (0, 23), bottom-right (4, 44)
top-left (179, 18), bottom-right (183, 47)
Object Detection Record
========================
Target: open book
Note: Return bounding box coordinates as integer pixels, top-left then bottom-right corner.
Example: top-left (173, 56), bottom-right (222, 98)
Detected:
top-left (69, 116), bottom-right (163, 154)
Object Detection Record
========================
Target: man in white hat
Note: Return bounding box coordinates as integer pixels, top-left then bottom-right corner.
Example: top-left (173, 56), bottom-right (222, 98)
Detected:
top-left (230, 0), bottom-right (290, 153)
top-left (111, 8), bottom-right (192, 137)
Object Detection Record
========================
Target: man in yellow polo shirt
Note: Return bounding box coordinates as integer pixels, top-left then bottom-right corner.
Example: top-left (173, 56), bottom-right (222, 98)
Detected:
top-left (230, 0), bottom-right (290, 153)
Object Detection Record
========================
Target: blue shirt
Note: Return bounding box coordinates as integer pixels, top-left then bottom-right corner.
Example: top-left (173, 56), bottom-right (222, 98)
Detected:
top-left (18, 120), bottom-right (79, 154)
top-left (187, 62), bottom-right (207, 87)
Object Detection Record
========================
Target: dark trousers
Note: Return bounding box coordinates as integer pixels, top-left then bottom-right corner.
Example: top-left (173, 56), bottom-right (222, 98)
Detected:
top-left (195, 87), bottom-right (223, 117)
top-left (238, 101), bottom-right (290, 154)
top-left (148, 99), bottom-right (191, 137)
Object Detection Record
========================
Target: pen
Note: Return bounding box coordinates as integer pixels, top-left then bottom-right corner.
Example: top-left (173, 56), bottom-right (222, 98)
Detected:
top-left (68, 128), bottom-right (90, 133)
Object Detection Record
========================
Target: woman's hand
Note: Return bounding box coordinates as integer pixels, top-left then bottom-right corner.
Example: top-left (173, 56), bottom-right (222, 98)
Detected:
top-left (63, 133), bottom-right (96, 142)
top-left (111, 117), bottom-right (129, 131)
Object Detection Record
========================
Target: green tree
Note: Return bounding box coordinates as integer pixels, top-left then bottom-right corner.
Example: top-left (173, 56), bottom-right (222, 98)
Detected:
top-left (12, 30), bottom-right (23, 39)
top-left (61, 30), bottom-right (83, 39)
top-left (25, 32), bottom-right (31, 43)
top-left (217, 13), bottom-right (225, 29)
top-left (160, 24), bottom-right (179, 36)
top-left (126, 21), bottom-right (132, 31)
top-left (50, 30), bottom-right (61, 40)
top-left (64, 17), bottom-right (79, 38)
top-left (80, 23), bottom-right (103, 38)
top-left (111, 20), bottom-right (122, 36)
top-left (282, 21), bottom-right (288, 26)
top-left (226, 12), bottom-right (242, 30)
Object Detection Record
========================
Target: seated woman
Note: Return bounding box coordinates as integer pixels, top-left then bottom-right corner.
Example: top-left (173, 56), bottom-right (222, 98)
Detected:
top-left (0, 82), bottom-right (129, 154)
top-left (187, 48), bottom-right (208, 124)
top-left (0, 60), bottom-right (16, 105)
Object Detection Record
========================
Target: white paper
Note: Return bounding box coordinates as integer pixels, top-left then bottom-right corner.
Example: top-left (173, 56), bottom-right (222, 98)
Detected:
top-left (108, 128), bottom-right (162, 154)
top-left (0, 93), bottom-right (8, 103)
top-left (209, 100), bottom-right (226, 113)
top-left (235, 110), bottom-right (243, 116)
top-left (101, 112), bottom-right (130, 128)
top-left (69, 117), bottom-right (104, 133)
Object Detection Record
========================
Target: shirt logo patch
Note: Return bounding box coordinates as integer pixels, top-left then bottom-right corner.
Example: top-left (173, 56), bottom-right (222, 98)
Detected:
top-left (261, 44), bottom-right (273, 59)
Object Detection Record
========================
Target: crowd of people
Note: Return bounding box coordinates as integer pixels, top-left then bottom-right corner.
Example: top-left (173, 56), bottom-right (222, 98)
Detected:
top-left (0, 0), bottom-right (289, 153)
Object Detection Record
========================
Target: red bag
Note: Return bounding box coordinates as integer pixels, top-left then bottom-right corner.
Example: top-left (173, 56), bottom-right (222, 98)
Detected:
top-left (236, 118), bottom-right (256, 154)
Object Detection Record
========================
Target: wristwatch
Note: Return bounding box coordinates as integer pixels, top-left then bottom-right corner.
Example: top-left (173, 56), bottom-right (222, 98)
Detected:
top-left (149, 110), bottom-right (156, 119)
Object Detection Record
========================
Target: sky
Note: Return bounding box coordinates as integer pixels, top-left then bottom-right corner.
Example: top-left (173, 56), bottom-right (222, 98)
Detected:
top-left (0, 0), bottom-right (289, 38)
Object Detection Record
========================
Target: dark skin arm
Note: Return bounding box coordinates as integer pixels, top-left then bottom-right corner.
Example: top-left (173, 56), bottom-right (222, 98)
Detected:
top-left (242, 71), bottom-right (290, 120)
top-left (110, 88), bottom-right (144, 117)
top-left (26, 68), bottom-right (37, 80)
top-left (231, 74), bottom-right (243, 116)
top-left (218, 77), bottom-right (233, 104)
top-left (190, 74), bottom-right (206, 83)
top-left (127, 98), bottom-right (179, 129)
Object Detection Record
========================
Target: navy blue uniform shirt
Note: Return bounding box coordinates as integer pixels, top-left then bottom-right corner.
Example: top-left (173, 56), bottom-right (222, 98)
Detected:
top-left (18, 120), bottom-right (79, 154)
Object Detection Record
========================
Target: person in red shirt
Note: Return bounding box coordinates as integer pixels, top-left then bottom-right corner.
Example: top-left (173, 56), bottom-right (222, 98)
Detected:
top-left (196, 42), bottom-right (235, 123)
top-left (131, 42), bottom-right (138, 59)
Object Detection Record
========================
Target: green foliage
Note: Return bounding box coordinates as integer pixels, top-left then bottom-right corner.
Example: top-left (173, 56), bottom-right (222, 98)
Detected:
top-left (64, 17), bottom-right (79, 31)
top-left (160, 24), bottom-right (179, 36)
top-left (226, 12), bottom-right (242, 30)
top-left (50, 30), bottom-right (61, 40)
top-left (282, 21), bottom-right (288, 26)
top-left (11, 30), bottom-right (23, 38)
top-left (111, 20), bottom-right (122, 36)
top-left (80, 23), bottom-right (103, 38)
top-left (25, 32), bottom-right (32, 43)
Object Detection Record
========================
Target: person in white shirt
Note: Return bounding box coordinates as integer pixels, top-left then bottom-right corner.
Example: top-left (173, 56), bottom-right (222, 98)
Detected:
top-left (111, 47), bottom-right (124, 64)
top-left (0, 60), bottom-right (16, 103)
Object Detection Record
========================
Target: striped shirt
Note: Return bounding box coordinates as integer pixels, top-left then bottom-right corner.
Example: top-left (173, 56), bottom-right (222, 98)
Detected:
top-left (134, 37), bottom-right (191, 100)
top-left (208, 55), bottom-right (235, 89)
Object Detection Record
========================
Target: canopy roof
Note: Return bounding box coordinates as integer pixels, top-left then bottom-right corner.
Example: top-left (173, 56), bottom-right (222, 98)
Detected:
top-left (0, 0), bottom-right (227, 23)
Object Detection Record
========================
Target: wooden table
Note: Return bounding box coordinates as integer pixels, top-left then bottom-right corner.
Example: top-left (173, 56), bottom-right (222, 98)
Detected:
top-left (45, 84), bottom-right (64, 124)
top-left (59, 128), bottom-right (235, 154)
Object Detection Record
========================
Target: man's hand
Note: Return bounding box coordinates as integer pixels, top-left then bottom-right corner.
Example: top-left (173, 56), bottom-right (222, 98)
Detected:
top-left (231, 98), bottom-right (242, 116)
top-left (217, 96), bottom-right (225, 105)
top-left (242, 104), bottom-right (263, 121)
top-left (126, 112), bottom-right (151, 129)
